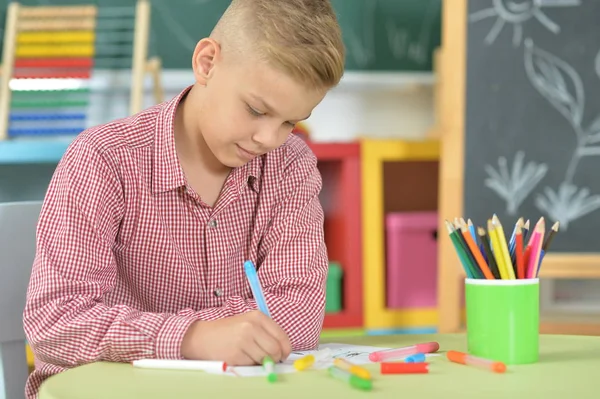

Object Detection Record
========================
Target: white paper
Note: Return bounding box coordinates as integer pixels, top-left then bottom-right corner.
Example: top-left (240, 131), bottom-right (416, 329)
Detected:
top-left (215, 343), bottom-right (392, 377)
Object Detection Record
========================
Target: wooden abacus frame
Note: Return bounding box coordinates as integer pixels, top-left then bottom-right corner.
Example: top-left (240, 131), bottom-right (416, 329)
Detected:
top-left (0, 0), bottom-right (164, 141)
top-left (436, 0), bottom-right (600, 335)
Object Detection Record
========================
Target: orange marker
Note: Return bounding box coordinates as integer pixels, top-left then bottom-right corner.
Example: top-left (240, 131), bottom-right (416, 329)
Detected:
top-left (447, 351), bottom-right (506, 373)
top-left (460, 224), bottom-right (495, 279)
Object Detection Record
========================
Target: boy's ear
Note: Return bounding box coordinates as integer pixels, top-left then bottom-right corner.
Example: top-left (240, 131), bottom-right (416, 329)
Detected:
top-left (192, 38), bottom-right (221, 86)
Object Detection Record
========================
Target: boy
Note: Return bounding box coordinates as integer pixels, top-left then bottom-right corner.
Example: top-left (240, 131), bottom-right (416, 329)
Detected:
top-left (23, 0), bottom-right (345, 397)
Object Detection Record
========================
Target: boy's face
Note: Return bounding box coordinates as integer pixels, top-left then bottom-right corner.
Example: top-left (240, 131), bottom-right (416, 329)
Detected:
top-left (193, 39), bottom-right (328, 169)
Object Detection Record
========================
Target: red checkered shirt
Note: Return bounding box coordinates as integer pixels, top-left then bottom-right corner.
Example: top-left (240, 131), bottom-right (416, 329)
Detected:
top-left (23, 86), bottom-right (328, 398)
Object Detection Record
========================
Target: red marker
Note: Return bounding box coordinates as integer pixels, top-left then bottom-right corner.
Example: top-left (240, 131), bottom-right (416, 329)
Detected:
top-left (369, 342), bottom-right (439, 362)
top-left (380, 362), bottom-right (429, 374)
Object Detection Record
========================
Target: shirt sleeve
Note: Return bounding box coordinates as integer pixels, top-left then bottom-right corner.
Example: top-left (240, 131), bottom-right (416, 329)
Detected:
top-left (194, 145), bottom-right (328, 351)
top-left (23, 139), bottom-right (202, 368)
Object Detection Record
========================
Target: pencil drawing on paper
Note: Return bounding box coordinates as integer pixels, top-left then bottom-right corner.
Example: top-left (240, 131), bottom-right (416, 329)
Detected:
top-left (524, 39), bottom-right (600, 229)
top-left (469, 0), bottom-right (581, 47)
top-left (484, 151), bottom-right (548, 216)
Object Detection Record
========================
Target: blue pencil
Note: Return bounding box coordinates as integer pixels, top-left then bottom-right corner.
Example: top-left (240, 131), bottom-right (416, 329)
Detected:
top-left (467, 219), bottom-right (477, 242)
top-left (508, 217), bottom-right (524, 264)
top-left (468, 219), bottom-right (486, 262)
top-left (244, 260), bottom-right (271, 317)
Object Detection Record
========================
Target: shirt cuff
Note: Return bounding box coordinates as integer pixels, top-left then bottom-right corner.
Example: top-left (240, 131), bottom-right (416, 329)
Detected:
top-left (154, 314), bottom-right (199, 359)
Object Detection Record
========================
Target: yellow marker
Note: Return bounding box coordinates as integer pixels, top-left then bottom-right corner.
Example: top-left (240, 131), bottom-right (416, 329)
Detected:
top-left (293, 348), bottom-right (332, 371)
top-left (333, 358), bottom-right (371, 380)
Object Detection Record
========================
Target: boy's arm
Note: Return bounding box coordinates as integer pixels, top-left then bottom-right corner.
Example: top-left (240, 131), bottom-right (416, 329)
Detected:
top-left (23, 141), bottom-right (202, 367)
top-left (192, 146), bottom-right (328, 351)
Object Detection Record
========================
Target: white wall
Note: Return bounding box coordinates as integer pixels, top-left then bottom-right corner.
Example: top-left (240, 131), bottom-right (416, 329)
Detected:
top-left (86, 69), bottom-right (437, 142)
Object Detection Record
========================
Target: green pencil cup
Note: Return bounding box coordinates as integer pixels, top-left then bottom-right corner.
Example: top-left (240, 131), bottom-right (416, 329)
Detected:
top-left (465, 278), bottom-right (539, 365)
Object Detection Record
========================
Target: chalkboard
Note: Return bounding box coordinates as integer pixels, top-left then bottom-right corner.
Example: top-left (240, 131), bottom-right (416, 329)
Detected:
top-left (0, 0), bottom-right (441, 71)
top-left (464, 0), bottom-right (600, 252)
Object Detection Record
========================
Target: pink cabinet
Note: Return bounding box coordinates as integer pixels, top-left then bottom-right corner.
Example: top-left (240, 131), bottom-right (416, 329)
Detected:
top-left (385, 212), bottom-right (438, 309)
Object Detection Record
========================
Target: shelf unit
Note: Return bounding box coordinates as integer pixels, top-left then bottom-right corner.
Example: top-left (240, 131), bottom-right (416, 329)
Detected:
top-left (308, 142), bottom-right (363, 330)
top-left (361, 138), bottom-right (440, 333)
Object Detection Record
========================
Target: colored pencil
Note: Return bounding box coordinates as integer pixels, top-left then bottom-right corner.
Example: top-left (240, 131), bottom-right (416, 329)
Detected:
top-left (460, 224), bottom-right (495, 279)
top-left (488, 219), bottom-right (508, 279)
top-left (492, 215), bottom-right (516, 280)
top-left (525, 218), bottom-right (545, 279)
top-left (477, 227), bottom-right (500, 279)
top-left (522, 220), bottom-right (530, 242)
top-left (515, 224), bottom-right (525, 279)
top-left (467, 218), bottom-right (477, 241)
top-left (509, 217), bottom-right (524, 265)
top-left (445, 220), bottom-right (476, 278)
top-left (508, 217), bottom-right (524, 258)
top-left (536, 221), bottom-right (558, 277)
top-left (542, 221), bottom-right (560, 251)
top-left (455, 221), bottom-right (483, 278)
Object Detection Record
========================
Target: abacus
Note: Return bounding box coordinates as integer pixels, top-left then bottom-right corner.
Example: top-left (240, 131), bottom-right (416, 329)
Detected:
top-left (0, 0), bottom-right (163, 141)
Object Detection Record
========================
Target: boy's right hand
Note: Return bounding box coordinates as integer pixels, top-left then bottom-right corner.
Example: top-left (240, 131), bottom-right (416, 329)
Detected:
top-left (180, 310), bottom-right (292, 365)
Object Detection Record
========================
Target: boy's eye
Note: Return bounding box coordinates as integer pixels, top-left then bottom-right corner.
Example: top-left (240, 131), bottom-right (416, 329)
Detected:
top-left (247, 104), bottom-right (264, 117)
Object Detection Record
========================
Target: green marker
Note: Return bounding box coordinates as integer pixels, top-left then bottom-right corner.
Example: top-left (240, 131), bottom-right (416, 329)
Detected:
top-left (263, 356), bottom-right (277, 383)
top-left (328, 366), bottom-right (372, 391)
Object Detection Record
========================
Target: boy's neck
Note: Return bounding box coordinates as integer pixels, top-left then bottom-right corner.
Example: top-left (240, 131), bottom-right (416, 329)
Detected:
top-left (174, 86), bottom-right (231, 177)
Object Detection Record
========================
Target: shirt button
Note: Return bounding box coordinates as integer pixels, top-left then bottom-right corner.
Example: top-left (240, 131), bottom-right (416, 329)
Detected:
top-left (209, 219), bottom-right (218, 228)
top-left (213, 288), bottom-right (222, 297)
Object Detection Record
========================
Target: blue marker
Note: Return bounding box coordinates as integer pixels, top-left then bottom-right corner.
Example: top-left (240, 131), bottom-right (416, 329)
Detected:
top-left (405, 353), bottom-right (426, 363)
top-left (244, 260), bottom-right (271, 317)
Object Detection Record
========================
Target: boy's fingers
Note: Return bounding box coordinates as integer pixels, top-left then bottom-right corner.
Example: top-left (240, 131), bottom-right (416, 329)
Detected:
top-left (258, 316), bottom-right (291, 358)
top-left (253, 328), bottom-right (283, 362)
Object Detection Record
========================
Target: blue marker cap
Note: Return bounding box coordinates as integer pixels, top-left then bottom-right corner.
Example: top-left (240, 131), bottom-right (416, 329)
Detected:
top-left (405, 353), bottom-right (426, 363)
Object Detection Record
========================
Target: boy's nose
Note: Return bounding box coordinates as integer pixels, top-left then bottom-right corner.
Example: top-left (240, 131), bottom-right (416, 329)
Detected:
top-left (252, 126), bottom-right (280, 150)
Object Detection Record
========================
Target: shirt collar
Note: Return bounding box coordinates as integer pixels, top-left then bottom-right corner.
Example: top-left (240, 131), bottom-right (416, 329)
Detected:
top-left (151, 86), bottom-right (190, 194)
top-left (230, 156), bottom-right (263, 194)
top-left (152, 86), bottom-right (263, 195)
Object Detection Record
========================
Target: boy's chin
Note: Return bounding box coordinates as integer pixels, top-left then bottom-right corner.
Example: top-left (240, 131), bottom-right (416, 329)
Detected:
top-left (217, 152), bottom-right (251, 169)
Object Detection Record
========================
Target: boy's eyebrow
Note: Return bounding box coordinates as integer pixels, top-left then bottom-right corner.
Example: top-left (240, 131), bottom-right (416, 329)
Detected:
top-left (249, 94), bottom-right (311, 122)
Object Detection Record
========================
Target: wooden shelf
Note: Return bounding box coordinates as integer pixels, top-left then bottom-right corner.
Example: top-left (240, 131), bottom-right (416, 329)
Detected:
top-left (308, 141), bottom-right (363, 329)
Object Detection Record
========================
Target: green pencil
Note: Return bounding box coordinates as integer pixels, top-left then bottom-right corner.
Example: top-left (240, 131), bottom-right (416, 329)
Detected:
top-left (445, 220), bottom-right (477, 278)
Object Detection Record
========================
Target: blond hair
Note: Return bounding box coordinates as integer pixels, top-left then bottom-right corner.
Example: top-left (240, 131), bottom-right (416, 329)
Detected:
top-left (211, 0), bottom-right (345, 89)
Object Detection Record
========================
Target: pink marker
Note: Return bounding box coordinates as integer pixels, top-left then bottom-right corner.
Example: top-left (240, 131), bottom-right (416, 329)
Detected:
top-left (369, 342), bottom-right (439, 362)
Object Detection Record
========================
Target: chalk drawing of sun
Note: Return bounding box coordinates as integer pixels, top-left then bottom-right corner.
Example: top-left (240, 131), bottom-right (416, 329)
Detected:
top-left (469, 0), bottom-right (581, 46)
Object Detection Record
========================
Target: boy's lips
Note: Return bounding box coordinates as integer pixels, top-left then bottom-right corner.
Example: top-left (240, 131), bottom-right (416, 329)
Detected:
top-left (237, 145), bottom-right (260, 159)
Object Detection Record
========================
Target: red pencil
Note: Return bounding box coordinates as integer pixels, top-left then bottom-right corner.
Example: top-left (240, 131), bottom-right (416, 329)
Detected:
top-left (515, 225), bottom-right (525, 279)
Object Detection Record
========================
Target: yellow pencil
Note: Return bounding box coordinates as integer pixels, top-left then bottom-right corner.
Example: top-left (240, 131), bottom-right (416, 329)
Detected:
top-left (492, 215), bottom-right (516, 279)
top-left (488, 219), bottom-right (508, 279)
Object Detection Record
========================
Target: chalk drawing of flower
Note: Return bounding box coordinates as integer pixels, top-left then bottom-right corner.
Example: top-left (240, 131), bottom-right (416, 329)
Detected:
top-left (525, 39), bottom-right (600, 186)
top-left (535, 183), bottom-right (600, 230)
top-left (484, 151), bottom-right (548, 215)
top-left (469, 0), bottom-right (581, 47)
top-left (524, 38), bottom-right (584, 135)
